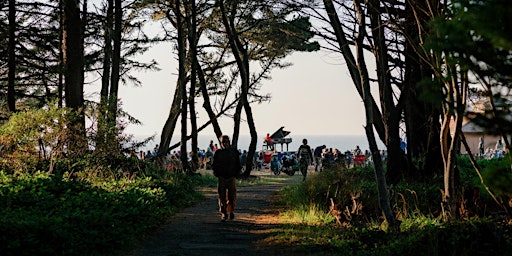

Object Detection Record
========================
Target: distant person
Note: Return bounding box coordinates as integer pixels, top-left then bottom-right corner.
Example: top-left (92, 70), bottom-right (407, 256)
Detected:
top-left (240, 150), bottom-right (248, 172)
top-left (380, 150), bottom-right (387, 162)
top-left (197, 149), bottom-right (205, 168)
top-left (314, 145), bottom-right (326, 172)
top-left (495, 138), bottom-right (503, 151)
top-left (345, 150), bottom-right (353, 168)
top-left (264, 133), bottom-right (274, 151)
top-left (264, 133), bottom-right (273, 143)
top-left (297, 138), bottom-right (313, 181)
top-left (478, 136), bottom-right (484, 156)
top-left (212, 135), bottom-right (241, 222)
top-left (495, 138), bottom-right (504, 158)
top-left (206, 143), bottom-right (214, 168)
top-left (354, 145), bottom-right (362, 155)
top-left (153, 144), bottom-right (159, 156)
top-left (400, 139), bottom-right (407, 153)
top-left (208, 140), bottom-right (215, 152)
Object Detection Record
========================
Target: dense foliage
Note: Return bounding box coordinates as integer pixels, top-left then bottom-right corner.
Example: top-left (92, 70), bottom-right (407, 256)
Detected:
top-left (0, 162), bottom-right (214, 255)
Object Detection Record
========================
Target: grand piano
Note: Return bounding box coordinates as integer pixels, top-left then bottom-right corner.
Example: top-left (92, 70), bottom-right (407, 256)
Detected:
top-left (264, 126), bottom-right (292, 152)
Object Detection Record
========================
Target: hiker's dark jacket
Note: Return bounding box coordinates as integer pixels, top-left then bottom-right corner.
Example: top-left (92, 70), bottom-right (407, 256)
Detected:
top-left (212, 146), bottom-right (240, 178)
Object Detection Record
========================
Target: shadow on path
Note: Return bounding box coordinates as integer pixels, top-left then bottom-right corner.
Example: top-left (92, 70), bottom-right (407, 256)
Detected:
top-left (131, 176), bottom-right (300, 256)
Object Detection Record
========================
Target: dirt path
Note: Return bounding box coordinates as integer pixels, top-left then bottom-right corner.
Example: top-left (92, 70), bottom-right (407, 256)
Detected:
top-left (131, 171), bottom-right (301, 256)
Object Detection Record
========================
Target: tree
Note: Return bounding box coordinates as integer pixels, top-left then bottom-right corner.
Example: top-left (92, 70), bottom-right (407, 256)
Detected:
top-left (91, 0), bottom-right (160, 156)
top-left (440, 0), bottom-right (512, 150)
top-left (426, 0), bottom-right (512, 219)
top-left (402, 1), bottom-right (444, 178)
top-left (63, 0), bottom-right (86, 154)
top-left (1, 1), bottom-right (66, 114)
top-left (7, 0), bottom-right (16, 112)
top-left (319, 0), bottom-right (399, 230)
top-left (148, 0), bottom-right (318, 174)
top-left (215, 0), bottom-right (319, 176)
top-left (302, 0), bottom-right (445, 185)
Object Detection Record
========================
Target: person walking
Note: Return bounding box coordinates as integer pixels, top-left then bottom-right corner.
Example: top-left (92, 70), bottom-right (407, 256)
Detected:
top-left (297, 138), bottom-right (313, 181)
top-left (212, 135), bottom-right (241, 222)
top-left (314, 145), bottom-right (326, 172)
top-left (478, 136), bottom-right (484, 157)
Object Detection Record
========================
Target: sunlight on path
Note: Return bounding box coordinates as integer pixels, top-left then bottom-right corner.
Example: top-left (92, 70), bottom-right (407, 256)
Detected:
top-left (131, 170), bottom-right (303, 256)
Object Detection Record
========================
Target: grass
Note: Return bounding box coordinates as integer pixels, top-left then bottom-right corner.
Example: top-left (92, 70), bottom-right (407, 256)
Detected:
top-left (263, 164), bottom-right (512, 256)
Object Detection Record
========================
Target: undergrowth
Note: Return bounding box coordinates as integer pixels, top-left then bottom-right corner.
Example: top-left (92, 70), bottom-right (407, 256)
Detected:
top-left (270, 158), bottom-right (512, 255)
top-left (0, 157), bottom-right (216, 256)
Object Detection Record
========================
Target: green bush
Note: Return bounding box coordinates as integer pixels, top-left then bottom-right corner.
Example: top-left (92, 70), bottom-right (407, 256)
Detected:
top-left (0, 106), bottom-right (79, 173)
top-left (0, 170), bottom-right (208, 255)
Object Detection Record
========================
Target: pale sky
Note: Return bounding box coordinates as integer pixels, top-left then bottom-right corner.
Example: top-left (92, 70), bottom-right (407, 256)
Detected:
top-left (107, 43), bottom-right (368, 139)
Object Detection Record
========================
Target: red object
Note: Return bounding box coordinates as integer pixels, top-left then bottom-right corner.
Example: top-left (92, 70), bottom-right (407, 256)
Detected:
top-left (263, 151), bottom-right (273, 163)
top-left (354, 155), bottom-right (365, 166)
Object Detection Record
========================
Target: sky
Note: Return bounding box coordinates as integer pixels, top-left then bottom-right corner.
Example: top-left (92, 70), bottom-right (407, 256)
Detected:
top-left (100, 42), bottom-right (369, 141)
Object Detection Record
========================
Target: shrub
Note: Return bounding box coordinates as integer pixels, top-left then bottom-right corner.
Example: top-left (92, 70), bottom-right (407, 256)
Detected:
top-left (0, 170), bottom-right (207, 255)
top-left (0, 105), bottom-right (77, 173)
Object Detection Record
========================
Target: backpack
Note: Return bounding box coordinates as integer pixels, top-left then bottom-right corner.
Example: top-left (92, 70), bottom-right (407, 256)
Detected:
top-left (299, 146), bottom-right (310, 164)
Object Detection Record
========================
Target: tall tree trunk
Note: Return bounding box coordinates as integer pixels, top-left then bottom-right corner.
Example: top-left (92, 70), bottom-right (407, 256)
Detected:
top-left (186, 0), bottom-right (199, 174)
top-left (368, 0), bottom-right (406, 184)
top-left (355, 0), bottom-right (399, 231)
top-left (58, 0), bottom-right (64, 107)
top-left (176, 0), bottom-right (190, 173)
top-left (63, 0), bottom-right (86, 154)
top-left (7, 0), bottom-right (16, 112)
top-left (107, 0), bottom-right (122, 143)
top-left (403, 1), bottom-right (442, 178)
top-left (96, 0), bottom-right (114, 152)
top-left (218, 0), bottom-right (258, 177)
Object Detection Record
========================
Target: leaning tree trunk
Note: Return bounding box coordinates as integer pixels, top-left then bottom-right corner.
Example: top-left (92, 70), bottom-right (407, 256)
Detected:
top-left (196, 61), bottom-right (223, 139)
top-left (231, 98), bottom-right (243, 148)
top-left (241, 55), bottom-right (257, 176)
top-left (322, 0), bottom-right (409, 185)
top-left (356, 0), bottom-right (399, 231)
top-left (218, 0), bottom-right (258, 177)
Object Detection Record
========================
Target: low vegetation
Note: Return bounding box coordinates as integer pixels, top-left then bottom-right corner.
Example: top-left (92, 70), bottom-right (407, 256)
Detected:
top-left (1, 155), bottom-right (512, 255)
top-left (0, 158), bottom-right (217, 256)
top-left (267, 158), bottom-right (512, 255)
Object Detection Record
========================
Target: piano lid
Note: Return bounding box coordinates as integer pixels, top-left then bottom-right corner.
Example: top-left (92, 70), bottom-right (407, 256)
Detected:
top-left (269, 126), bottom-right (291, 141)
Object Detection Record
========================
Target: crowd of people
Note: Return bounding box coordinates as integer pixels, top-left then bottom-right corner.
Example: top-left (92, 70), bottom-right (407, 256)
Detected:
top-left (478, 136), bottom-right (506, 159)
top-left (137, 137), bottom-right (392, 175)
top-left (252, 141), bottom-right (386, 176)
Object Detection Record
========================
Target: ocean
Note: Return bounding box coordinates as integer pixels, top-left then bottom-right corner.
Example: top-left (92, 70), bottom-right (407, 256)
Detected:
top-left (135, 134), bottom-right (386, 153)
